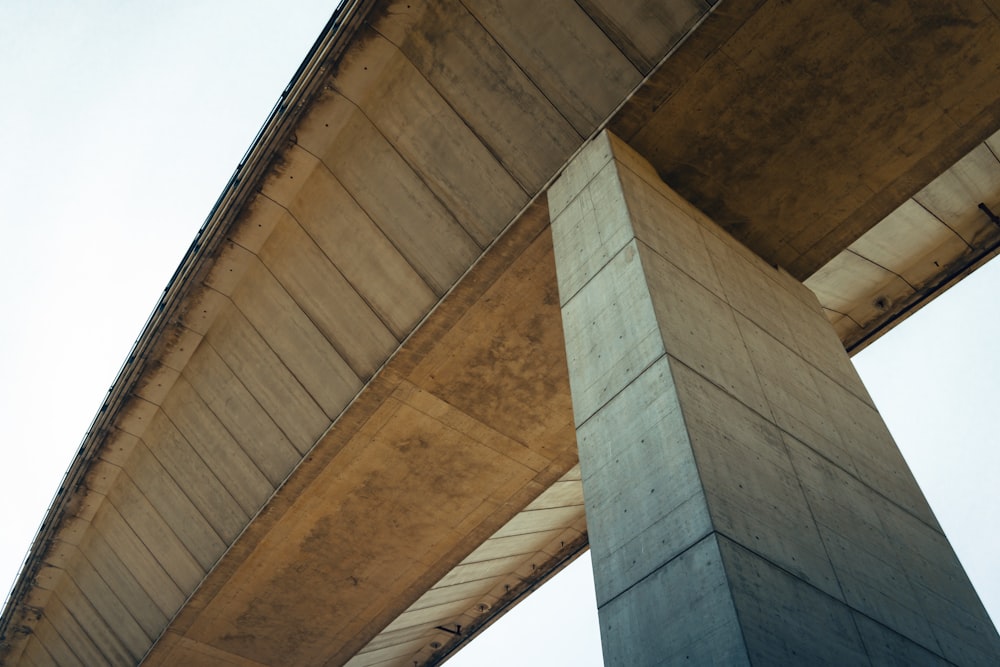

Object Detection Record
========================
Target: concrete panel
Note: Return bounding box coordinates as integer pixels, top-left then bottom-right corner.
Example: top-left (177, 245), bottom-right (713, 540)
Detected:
top-left (547, 129), bottom-right (615, 219)
top-left (877, 500), bottom-right (999, 664)
top-left (180, 344), bottom-right (300, 486)
top-left (66, 488), bottom-right (102, 524)
top-left (255, 214), bottom-right (398, 380)
top-left (551, 160), bottom-right (638, 303)
top-left (575, 356), bottom-right (710, 606)
top-left (25, 622), bottom-right (74, 667)
top-left (849, 199), bottom-right (973, 287)
top-left (560, 242), bottom-right (665, 426)
top-left (277, 145), bottom-right (437, 338)
top-left (53, 578), bottom-right (134, 666)
top-left (576, 0), bottom-right (712, 72)
top-left (105, 474), bottom-right (205, 596)
top-left (80, 460), bottom-right (123, 498)
top-left (409, 579), bottom-right (497, 613)
top-left (177, 285), bottom-right (228, 337)
top-left (598, 534), bottom-right (749, 666)
top-left (786, 433), bottom-right (900, 553)
top-left (808, 365), bottom-right (936, 525)
top-left (156, 324), bottom-right (204, 374)
top-left (132, 362), bottom-right (181, 407)
top-left (161, 377), bottom-right (274, 517)
top-left (487, 507), bottom-right (583, 541)
top-left (20, 639), bottom-right (53, 667)
top-left (617, 159), bottom-right (725, 298)
top-left (42, 595), bottom-right (112, 667)
top-left (820, 527), bottom-right (938, 651)
top-left (912, 584), bottom-right (1000, 666)
top-left (123, 443), bottom-right (227, 572)
top-left (806, 250), bottom-right (917, 332)
top-left (89, 504), bottom-right (185, 619)
top-left (334, 30), bottom-right (526, 243)
top-left (434, 555), bottom-right (528, 589)
top-left (227, 194), bottom-right (284, 255)
top-left (522, 480), bottom-right (583, 511)
top-left (140, 410), bottom-right (249, 544)
top-left (390, 381), bottom-right (548, 473)
top-left (879, 499), bottom-right (978, 615)
top-left (76, 530), bottom-right (169, 640)
top-left (784, 435), bottom-right (983, 661)
top-left (294, 91), bottom-right (480, 293)
top-left (741, 315), bottom-right (855, 456)
top-left (772, 283), bottom-right (872, 402)
top-left (61, 547), bottom-right (152, 659)
top-left (717, 536), bottom-right (870, 666)
top-left (38, 540), bottom-right (75, 578)
top-left (201, 239), bottom-right (255, 298)
top-left (640, 243), bottom-right (769, 417)
top-left (203, 302), bottom-right (328, 453)
top-left (671, 361), bottom-right (841, 599)
top-left (375, 0), bottom-right (581, 192)
top-left (853, 613), bottom-right (952, 667)
top-left (462, 0), bottom-right (641, 135)
top-left (704, 231), bottom-right (799, 346)
top-left (95, 429), bottom-right (140, 470)
top-left (227, 256), bottom-right (362, 420)
top-left (113, 396), bottom-right (158, 440)
top-left (915, 143), bottom-right (1000, 242)
top-left (345, 636), bottom-right (431, 667)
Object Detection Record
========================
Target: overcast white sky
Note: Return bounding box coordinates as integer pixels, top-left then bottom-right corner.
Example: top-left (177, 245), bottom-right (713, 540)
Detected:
top-left (1, 3), bottom-right (997, 666)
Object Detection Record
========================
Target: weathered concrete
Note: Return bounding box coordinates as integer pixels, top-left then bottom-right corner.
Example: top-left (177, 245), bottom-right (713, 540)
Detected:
top-left (6, 1), bottom-right (1000, 665)
top-left (551, 131), bottom-right (1000, 665)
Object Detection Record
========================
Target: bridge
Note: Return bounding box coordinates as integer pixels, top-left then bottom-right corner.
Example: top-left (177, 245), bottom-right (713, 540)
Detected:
top-left (3, 1), bottom-right (1000, 665)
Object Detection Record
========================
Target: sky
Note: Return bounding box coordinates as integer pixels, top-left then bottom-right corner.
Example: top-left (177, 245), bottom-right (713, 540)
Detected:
top-left (0, 3), bottom-right (997, 666)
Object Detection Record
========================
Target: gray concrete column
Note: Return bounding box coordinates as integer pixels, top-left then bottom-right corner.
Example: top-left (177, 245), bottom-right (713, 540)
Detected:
top-left (548, 131), bottom-right (1000, 666)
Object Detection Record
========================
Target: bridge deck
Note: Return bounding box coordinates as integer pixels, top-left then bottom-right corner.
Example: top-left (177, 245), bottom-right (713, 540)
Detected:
top-left (4, 1), bottom-right (1000, 665)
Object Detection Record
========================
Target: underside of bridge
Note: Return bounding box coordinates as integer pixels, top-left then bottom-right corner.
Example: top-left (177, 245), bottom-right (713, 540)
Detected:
top-left (4, 1), bottom-right (1000, 665)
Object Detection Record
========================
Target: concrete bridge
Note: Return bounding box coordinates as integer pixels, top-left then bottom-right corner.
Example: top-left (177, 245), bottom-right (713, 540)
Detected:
top-left (4, 1), bottom-right (1000, 665)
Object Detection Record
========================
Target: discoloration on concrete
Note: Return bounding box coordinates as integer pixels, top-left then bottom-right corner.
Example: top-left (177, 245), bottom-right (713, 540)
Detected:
top-left (612, 0), bottom-right (1000, 279)
top-left (8, 1), bottom-right (1000, 664)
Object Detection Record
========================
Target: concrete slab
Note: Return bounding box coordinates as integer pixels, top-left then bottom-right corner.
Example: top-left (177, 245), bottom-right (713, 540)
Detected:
top-left (10, 2), bottom-right (1000, 664)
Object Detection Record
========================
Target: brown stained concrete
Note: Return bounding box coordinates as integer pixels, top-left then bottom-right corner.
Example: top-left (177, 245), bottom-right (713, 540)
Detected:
top-left (142, 200), bottom-right (579, 667)
top-left (9, 2), bottom-right (1000, 664)
top-left (611, 0), bottom-right (1000, 279)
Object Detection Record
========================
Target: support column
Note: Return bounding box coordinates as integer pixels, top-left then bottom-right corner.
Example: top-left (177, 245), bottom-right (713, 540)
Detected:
top-left (549, 131), bottom-right (1000, 666)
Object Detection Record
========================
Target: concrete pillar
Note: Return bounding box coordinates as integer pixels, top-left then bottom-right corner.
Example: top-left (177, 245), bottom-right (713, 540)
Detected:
top-left (548, 131), bottom-right (1000, 666)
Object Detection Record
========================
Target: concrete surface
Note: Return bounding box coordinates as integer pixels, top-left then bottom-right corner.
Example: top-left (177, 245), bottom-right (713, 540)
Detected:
top-left (5, 1), bottom-right (1000, 665)
top-left (551, 131), bottom-right (1000, 665)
